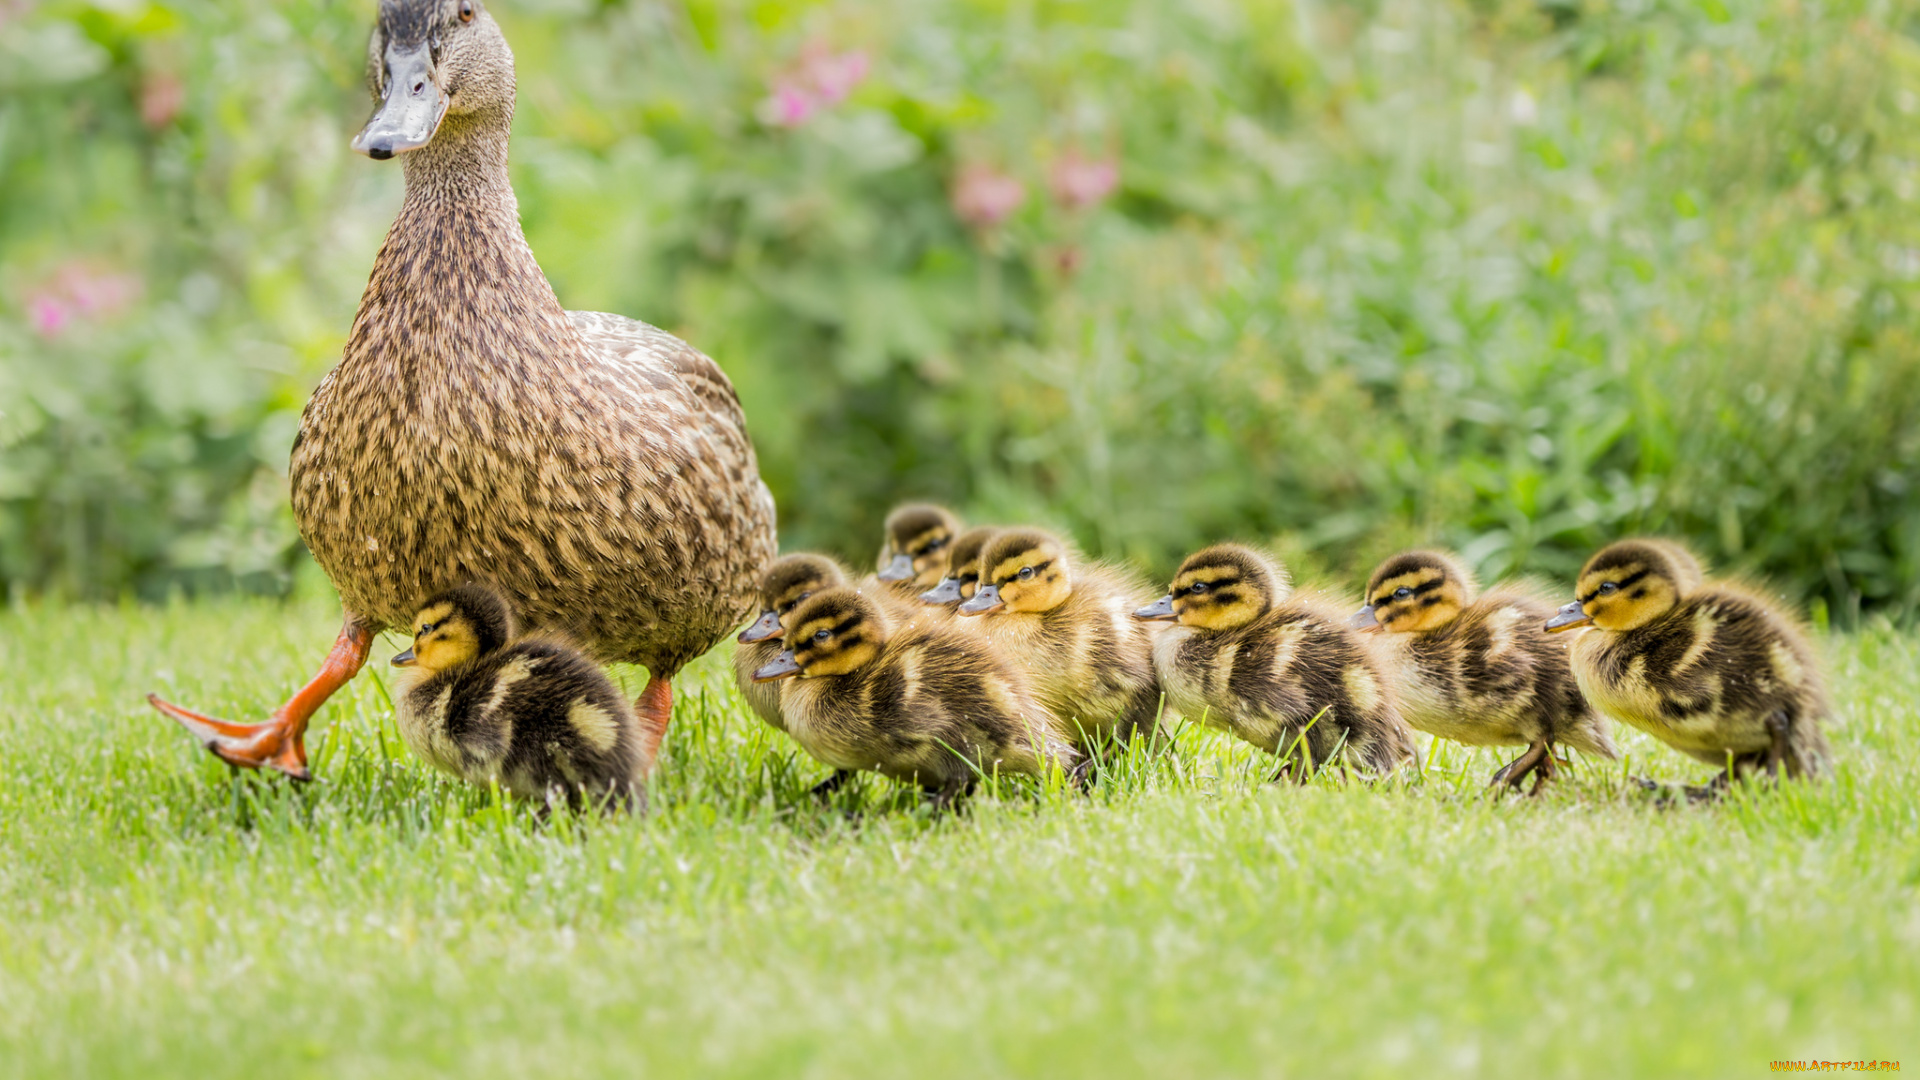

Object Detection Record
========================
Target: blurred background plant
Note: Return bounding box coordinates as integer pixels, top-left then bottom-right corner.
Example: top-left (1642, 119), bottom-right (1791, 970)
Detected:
top-left (2, 0), bottom-right (1917, 621)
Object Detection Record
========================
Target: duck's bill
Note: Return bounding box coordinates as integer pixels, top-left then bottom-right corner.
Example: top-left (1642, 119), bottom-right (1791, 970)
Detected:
top-left (876, 553), bottom-right (916, 582)
top-left (751, 651), bottom-right (801, 682)
top-left (919, 577), bottom-right (964, 605)
top-left (1132, 595), bottom-right (1176, 621)
top-left (352, 44), bottom-right (448, 159)
top-left (391, 647), bottom-right (416, 667)
top-left (956, 584), bottom-right (1003, 616)
top-left (737, 609), bottom-right (783, 643)
top-left (1544, 602), bottom-right (1592, 633)
top-left (1348, 604), bottom-right (1381, 631)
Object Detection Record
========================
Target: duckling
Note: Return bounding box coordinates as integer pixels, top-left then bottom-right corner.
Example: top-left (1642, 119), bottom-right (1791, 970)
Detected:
top-left (734, 553), bottom-right (855, 737)
top-left (918, 526), bottom-right (1000, 606)
top-left (752, 587), bottom-right (1076, 804)
top-left (1545, 538), bottom-right (1832, 786)
top-left (390, 584), bottom-right (646, 809)
top-left (1135, 544), bottom-right (1417, 779)
top-left (956, 528), bottom-right (1164, 754)
top-left (1351, 550), bottom-right (1618, 793)
top-left (875, 503), bottom-right (962, 591)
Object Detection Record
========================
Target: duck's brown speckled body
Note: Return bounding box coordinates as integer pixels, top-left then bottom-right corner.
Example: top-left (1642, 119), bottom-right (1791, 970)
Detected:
top-left (149, 0), bottom-right (774, 781)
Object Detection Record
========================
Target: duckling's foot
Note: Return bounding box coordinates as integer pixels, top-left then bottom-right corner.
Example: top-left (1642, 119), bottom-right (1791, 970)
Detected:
top-left (148, 618), bottom-right (374, 781)
top-left (1491, 740), bottom-right (1554, 795)
top-left (809, 769), bottom-right (854, 799)
top-left (632, 674), bottom-right (673, 776)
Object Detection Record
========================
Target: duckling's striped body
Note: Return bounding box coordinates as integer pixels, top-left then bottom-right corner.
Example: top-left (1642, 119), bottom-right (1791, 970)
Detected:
top-left (1549, 539), bottom-right (1831, 781)
top-left (760, 589), bottom-right (1076, 798)
top-left (1140, 546), bottom-right (1416, 777)
top-left (392, 586), bottom-right (645, 808)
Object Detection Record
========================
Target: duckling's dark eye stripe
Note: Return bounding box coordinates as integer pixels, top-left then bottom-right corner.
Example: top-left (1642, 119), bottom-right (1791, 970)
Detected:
top-left (1021, 559), bottom-right (1054, 578)
top-left (827, 616), bottom-right (862, 638)
top-left (1580, 568), bottom-right (1649, 604)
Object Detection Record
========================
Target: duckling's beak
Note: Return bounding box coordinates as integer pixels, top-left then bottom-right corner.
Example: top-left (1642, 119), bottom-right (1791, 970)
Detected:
top-left (352, 44), bottom-right (448, 160)
top-left (751, 650), bottom-right (801, 682)
top-left (1349, 605), bottom-right (1382, 632)
top-left (1132, 595), bottom-right (1177, 621)
top-left (391, 647), bottom-right (416, 667)
top-left (877, 553), bottom-right (916, 582)
top-left (919, 577), bottom-right (964, 606)
top-left (737, 609), bottom-right (783, 644)
top-left (1544, 601), bottom-right (1592, 633)
top-left (957, 583), bottom-right (1004, 616)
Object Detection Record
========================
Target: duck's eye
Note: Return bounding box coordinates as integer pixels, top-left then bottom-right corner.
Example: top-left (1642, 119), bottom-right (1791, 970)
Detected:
top-left (458, 0), bottom-right (475, 22)
top-left (1598, 582), bottom-right (1619, 595)
top-left (924, 537), bottom-right (949, 552)
top-left (812, 628), bottom-right (831, 642)
top-left (1018, 566), bottom-right (1036, 581)
top-left (417, 620), bottom-right (436, 635)
top-left (1189, 581), bottom-right (1210, 595)
top-left (1393, 587), bottom-right (1413, 600)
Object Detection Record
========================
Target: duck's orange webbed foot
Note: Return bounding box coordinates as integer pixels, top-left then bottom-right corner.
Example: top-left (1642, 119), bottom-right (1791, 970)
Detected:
top-left (148, 618), bottom-right (374, 782)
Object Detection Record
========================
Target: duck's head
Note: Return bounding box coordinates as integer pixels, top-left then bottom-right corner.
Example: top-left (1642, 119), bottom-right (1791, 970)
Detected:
top-left (751, 587), bottom-right (888, 682)
top-left (739, 553), bottom-right (848, 644)
top-left (919, 526), bottom-right (999, 606)
top-left (353, 0), bottom-right (515, 161)
top-left (959, 528), bottom-right (1073, 616)
top-left (1133, 544), bottom-right (1286, 631)
top-left (1546, 538), bottom-right (1695, 634)
top-left (1352, 550), bottom-right (1475, 634)
top-left (876, 503), bottom-right (961, 586)
top-left (392, 583), bottom-right (513, 673)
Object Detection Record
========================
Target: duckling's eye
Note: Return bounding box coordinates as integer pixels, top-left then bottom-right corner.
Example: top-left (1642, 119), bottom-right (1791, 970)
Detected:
top-left (1598, 582), bottom-right (1619, 595)
top-left (1189, 582), bottom-right (1210, 595)
top-left (812, 628), bottom-right (831, 642)
top-left (1018, 566), bottom-right (1036, 581)
top-left (1393, 587), bottom-right (1413, 600)
top-left (458, 0), bottom-right (475, 22)
top-left (417, 620), bottom-right (436, 635)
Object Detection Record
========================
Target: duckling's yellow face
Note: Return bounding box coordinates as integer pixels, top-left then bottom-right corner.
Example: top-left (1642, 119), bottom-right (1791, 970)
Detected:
top-left (1153, 546), bottom-right (1280, 631)
top-left (393, 601), bottom-right (481, 674)
top-left (920, 527), bottom-right (998, 606)
top-left (965, 531), bottom-right (1071, 615)
top-left (1360, 552), bottom-right (1472, 634)
top-left (876, 504), bottom-right (960, 586)
top-left (774, 589), bottom-right (886, 678)
top-left (741, 555), bottom-right (846, 643)
top-left (1551, 541), bottom-right (1686, 633)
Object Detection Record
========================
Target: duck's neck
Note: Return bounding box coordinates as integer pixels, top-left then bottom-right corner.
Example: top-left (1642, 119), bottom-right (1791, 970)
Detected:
top-left (347, 105), bottom-right (581, 384)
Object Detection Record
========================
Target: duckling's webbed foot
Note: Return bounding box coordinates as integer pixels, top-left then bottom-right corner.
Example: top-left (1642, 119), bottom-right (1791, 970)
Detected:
top-left (1491, 740), bottom-right (1555, 796)
top-left (808, 769), bottom-right (854, 799)
top-left (147, 616), bottom-right (375, 782)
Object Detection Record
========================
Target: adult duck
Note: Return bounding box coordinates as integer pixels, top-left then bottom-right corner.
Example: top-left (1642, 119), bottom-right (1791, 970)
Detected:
top-left (149, 0), bottom-right (777, 779)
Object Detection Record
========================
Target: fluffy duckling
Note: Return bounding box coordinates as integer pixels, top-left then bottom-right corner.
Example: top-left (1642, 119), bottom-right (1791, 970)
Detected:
top-left (1545, 538), bottom-right (1832, 785)
top-left (735, 553), bottom-right (856, 736)
top-left (1135, 545), bottom-right (1417, 779)
top-left (752, 587), bottom-right (1076, 804)
top-left (1352, 550), bottom-right (1618, 793)
top-left (919, 526), bottom-right (1000, 606)
top-left (956, 528), bottom-right (1164, 753)
top-left (875, 502), bottom-right (962, 590)
top-left (390, 585), bottom-right (646, 809)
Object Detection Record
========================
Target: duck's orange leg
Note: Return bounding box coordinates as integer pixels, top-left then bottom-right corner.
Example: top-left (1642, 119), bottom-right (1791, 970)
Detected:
top-left (633, 673), bottom-right (673, 775)
top-left (148, 616), bottom-right (375, 782)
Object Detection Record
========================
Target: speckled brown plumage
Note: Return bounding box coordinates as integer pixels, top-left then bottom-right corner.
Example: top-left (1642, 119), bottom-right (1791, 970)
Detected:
top-left (293, 0), bottom-right (775, 678)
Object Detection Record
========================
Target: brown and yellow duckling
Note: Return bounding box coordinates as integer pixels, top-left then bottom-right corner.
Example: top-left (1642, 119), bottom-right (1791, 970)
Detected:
top-left (1135, 544), bottom-right (1417, 779)
top-left (1352, 550), bottom-right (1618, 794)
top-left (957, 528), bottom-right (1165, 755)
top-left (752, 587), bottom-right (1076, 805)
top-left (1545, 538), bottom-right (1832, 787)
top-left (390, 584), bottom-right (646, 809)
top-left (918, 526), bottom-right (1001, 607)
top-left (875, 502), bottom-right (962, 591)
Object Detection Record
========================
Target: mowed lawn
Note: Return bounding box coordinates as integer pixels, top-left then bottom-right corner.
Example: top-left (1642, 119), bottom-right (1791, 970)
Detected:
top-left (1, 595), bottom-right (1916, 1078)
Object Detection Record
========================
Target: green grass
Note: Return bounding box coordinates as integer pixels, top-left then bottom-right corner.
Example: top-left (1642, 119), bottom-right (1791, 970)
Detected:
top-left (2, 595), bottom-right (1917, 1078)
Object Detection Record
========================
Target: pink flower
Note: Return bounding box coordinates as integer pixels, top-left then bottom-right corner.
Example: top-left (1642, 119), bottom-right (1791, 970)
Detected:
top-left (1049, 151), bottom-right (1120, 210)
top-left (758, 42), bottom-right (870, 129)
top-left (22, 260), bottom-right (142, 338)
top-left (140, 72), bottom-right (185, 130)
top-left (28, 294), bottom-right (71, 338)
top-left (950, 165), bottom-right (1026, 230)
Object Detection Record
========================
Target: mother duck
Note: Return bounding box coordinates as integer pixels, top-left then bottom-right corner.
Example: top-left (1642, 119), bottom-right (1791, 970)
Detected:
top-left (149, 0), bottom-right (777, 779)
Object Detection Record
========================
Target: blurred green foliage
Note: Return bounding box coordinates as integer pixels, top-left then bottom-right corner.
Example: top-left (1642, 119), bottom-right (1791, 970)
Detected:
top-left (2, 0), bottom-right (1918, 619)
